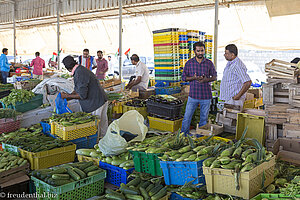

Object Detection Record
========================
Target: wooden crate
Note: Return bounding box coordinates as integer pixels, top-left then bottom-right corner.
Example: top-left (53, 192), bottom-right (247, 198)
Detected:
top-left (216, 113), bottom-right (236, 126)
top-left (100, 78), bottom-right (122, 89)
top-left (223, 108), bottom-right (239, 120)
top-left (196, 123), bottom-right (223, 136)
top-left (265, 59), bottom-right (299, 82)
top-left (287, 108), bottom-right (300, 124)
top-left (0, 163), bottom-right (30, 184)
top-left (288, 84), bottom-right (300, 107)
top-left (265, 104), bottom-right (291, 124)
top-left (263, 83), bottom-right (290, 105)
top-left (283, 123), bottom-right (300, 139)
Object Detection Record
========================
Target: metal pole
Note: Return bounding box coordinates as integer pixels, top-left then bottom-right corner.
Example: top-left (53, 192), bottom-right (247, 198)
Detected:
top-left (57, 0), bottom-right (60, 70)
top-left (13, 2), bottom-right (16, 63)
top-left (213, 0), bottom-right (219, 70)
top-left (118, 0), bottom-right (122, 79)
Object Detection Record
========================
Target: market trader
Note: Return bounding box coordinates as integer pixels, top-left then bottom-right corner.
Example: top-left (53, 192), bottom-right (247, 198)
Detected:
top-left (61, 56), bottom-right (108, 140)
top-left (95, 50), bottom-right (108, 80)
top-left (126, 54), bottom-right (149, 91)
top-left (30, 52), bottom-right (45, 80)
top-left (0, 48), bottom-right (12, 84)
top-left (219, 44), bottom-right (252, 109)
top-left (181, 42), bottom-right (217, 135)
top-left (78, 49), bottom-right (97, 71)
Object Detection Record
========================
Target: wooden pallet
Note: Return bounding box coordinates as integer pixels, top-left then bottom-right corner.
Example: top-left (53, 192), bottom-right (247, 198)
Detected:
top-left (263, 82), bottom-right (290, 105)
top-left (288, 84), bottom-right (300, 107)
top-left (283, 123), bottom-right (300, 139)
top-left (265, 59), bottom-right (299, 82)
top-left (216, 113), bottom-right (236, 127)
top-left (265, 104), bottom-right (291, 124)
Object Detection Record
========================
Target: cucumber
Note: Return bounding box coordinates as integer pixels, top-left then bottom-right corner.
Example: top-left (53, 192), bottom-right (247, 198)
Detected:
top-left (111, 159), bottom-right (126, 166)
top-left (73, 168), bottom-right (86, 179)
top-left (87, 169), bottom-right (103, 177)
top-left (126, 177), bottom-right (141, 187)
top-left (83, 165), bottom-right (99, 173)
top-left (149, 185), bottom-right (163, 197)
top-left (145, 184), bottom-right (155, 192)
top-left (0, 162), bottom-right (8, 169)
top-left (10, 159), bottom-right (18, 167)
top-left (19, 160), bottom-right (28, 167)
top-left (140, 181), bottom-right (151, 189)
top-left (139, 187), bottom-right (150, 200)
top-left (119, 161), bottom-right (131, 168)
top-left (49, 168), bottom-right (67, 175)
top-left (151, 187), bottom-right (167, 200)
top-left (106, 157), bottom-right (113, 164)
top-left (78, 161), bottom-right (94, 170)
top-left (67, 168), bottom-right (81, 181)
top-left (52, 174), bottom-right (70, 180)
top-left (53, 179), bottom-right (72, 186)
top-left (17, 158), bottom-right (24, 165)
top-left (120, 185), bottom-right (140, 195)
top-left (124, 194), bottom-right (144, 200)
top-left (105, 193), bottom-right (126, 200)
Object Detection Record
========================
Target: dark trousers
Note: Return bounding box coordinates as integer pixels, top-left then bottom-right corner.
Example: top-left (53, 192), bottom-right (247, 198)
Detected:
top-left (1, 71), bottom-right (9, 84)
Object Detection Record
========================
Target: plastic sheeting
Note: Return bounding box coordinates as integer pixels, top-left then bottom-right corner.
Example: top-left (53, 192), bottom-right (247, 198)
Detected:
top-left (1, 1), bottom-right (300, 56)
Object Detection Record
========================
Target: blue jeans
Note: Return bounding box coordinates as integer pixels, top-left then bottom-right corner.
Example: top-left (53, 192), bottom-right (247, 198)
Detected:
top-left (181, 96), bottom-right (211, 135)
top-left (1, 71), bottom-right (9, 84)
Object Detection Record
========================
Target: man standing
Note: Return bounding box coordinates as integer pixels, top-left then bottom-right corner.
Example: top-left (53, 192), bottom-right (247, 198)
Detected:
top-left (220, 44), bottom-right (252, 109)
top-left (61, 56), bottom-right (108, 139)
top-left (107, 56), bottom-right (114, 76)
top-left (126, 54), bottom-right (149, 91)
top-left (78, 49), bottom-right (97, 71)
top-left (181, 42), bottom-right (217, 135)
top-left (0, 48), bottom-right (12, 84)
top-left (95, 51), bottom-right (108, 80)
top-left (30, 52), bottom-right (45, 80)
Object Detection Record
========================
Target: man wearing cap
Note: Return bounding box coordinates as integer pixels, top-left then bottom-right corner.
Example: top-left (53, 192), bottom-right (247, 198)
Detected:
top-left (61, 56), bottom-right (108, 139)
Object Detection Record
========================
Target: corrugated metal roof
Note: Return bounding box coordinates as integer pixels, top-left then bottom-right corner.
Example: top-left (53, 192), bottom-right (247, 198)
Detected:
top-left (0, 0), bottom-right (256, 29)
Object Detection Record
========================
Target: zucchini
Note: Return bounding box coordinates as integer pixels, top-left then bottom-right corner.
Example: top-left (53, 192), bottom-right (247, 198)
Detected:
top-left (120, 185), bottom-right (140, 195)
top-left (52, 174), bottom-right (70, 180)
top-left (67, 168), bottom-right (81, 181)
top-left (151, 187), bottom-right (167, 200)
top-left (19, 160), bottom-right (28, 166)
top-left (139, 187), bottom-right (150, 200)
top-left (124, 194), bottom-right (144, 200)
top-left (73, 168), bottom-right (86, 179)
top-left (83, 165), bottom-right (99, 173)
top-left (105, 193), bottom-right (126, 200)
top-left (10, 159), bottom-right (18, 167)
top-left (145, 184), bottom-right (155, 192)
top-left (149, 185), bottom-right (163, 197)
top-left (17, 158), bottom-right (24, 165)
top-left (126, 177), bottom-right (141, 187)
top-left (87, 169), bottom-right (103, 177)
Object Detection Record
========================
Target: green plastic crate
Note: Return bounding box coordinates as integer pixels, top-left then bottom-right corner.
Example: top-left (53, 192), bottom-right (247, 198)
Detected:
top-left (251, 193), bottom-right (300, 199)
top-left (1, 94), bottom-right (43, 113)
top-left (155, 76), bottom-right (181, 81)
top-left (130, 151), bottom-right (163, 176)
top-left (31, 170), bottom-right (106, 200)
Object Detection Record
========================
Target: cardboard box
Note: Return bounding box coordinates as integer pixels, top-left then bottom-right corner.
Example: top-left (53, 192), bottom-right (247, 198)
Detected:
top-left (196, 123), bottom-right (224, 136)
top-left (246, 92), bottom-right (255, 100)
top-left (273, 138), bottom-right (300, 166)
top-left (248, 88), bottom-right (262, 98)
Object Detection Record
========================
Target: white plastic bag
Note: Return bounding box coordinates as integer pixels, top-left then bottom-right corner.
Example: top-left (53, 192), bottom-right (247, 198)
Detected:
top-left (98, 110), bottom-right (148, 156)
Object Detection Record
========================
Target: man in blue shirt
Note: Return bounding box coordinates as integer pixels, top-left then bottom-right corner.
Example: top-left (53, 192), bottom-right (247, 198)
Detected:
top-left (0, 48), bottom-right (12, 84)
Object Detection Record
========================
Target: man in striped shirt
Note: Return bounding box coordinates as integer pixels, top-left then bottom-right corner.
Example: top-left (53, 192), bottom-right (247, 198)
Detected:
top-left (220, 44), bottom-right (252, 109)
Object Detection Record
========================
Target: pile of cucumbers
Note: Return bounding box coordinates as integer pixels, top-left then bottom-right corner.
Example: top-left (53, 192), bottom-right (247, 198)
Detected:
top-left (0, 108), bottom-right (20, 119)
top-left (103, 177), bottom-right (167, 200)
top-left (76, 145), bottom-right (134, 170)
top-left (1, 89), bottom-right (35, 106)
top-left (49, 112), bottom-right (97, 127)
top-left (0, 126), bottom-right (73, 152)
top-left (0, 151), bottom-right (28, 172)
top-left (31, 161), bottom-right (104, 187)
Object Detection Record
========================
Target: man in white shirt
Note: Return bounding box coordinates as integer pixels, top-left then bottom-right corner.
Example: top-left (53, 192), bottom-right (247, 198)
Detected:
top-left (107, 56), bottom-right (114, 76)
top-left (126, 54), bottom-right (149, 91)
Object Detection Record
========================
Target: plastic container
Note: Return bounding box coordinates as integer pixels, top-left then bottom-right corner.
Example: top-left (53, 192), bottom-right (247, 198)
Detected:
top-left (155, 86), bottom-right (181, 95)
top-left (203, 157), bottom-right (275, 199)
top-left (236, 113), bottom-right (265, 145)
top-left (122, 105), bottom-right (147, 118)
top-left (148, 116), bottom-right (183, 132)
top-left (146, 101), bottom-right (183, 118)
top-left (130, 151), bottom-right (163, 176)
top-left (1, 94), bottom-right (43, 113)
top-left (243, 99), bottom-right (255, 109)
top-left (2, 143), bottom-right (20, 156)
top-left (251, 193), bottom-right (300, 199)
top-left (19, 144), bottom-right (76, 170)
top-left (31, 170), bottom-right (106, 200)
top-left (40, 121), bottom-right (51, 135)
top-left (71, 134), bottom-right (98, 149)
top-left (77, 154), bottom-right (100, 166)
top-left (54, 120), bottom-right (98, 141)
top-left (99, 161), bottom-right (134, 187)
top-left (0, 118), bottom-right (20, 134)
top-left (160, 160), bottom-right (206, 185)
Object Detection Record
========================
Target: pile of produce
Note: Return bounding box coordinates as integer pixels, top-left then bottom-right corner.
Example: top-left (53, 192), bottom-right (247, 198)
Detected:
top-left (168, 184), bottom-right (207, 199)
top-left (49, 112), bottom-right (97, 127)
top-left (76, 145), bottom-right (134, 170)
top-left (107, 93), bottom-right (123, 101)
top-left (0, 126), bottom-right (73, 152)
top-left (211, 80), bottom-right (221, 94)
top-left (31, 161), bottom-right (104, 186)
top-left (0, 83), bottom-right (14, 91)
top-left (0, 89), bottom-right (35, 106)
top-left (0, 151), bottom-right (28, 172)
top-left (102, 176), bottom-right (167, 200)
top-left (0, 109), bottom-right (20, 119)
top-left (60, 73), bottom-right (71, 79)
top-left (147, 95), bottom-right (183, 105)
top-left (124, 99), bottom-right (146, 107)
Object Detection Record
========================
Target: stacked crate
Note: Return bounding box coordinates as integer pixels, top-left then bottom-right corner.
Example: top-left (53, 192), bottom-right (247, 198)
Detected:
top-left (178, 29), bottom-right (189, 71)
top-left (205, 34), bottom-right (213, 60)
top-left (263, 59), bottom-right (300, 151)
top-left (187, 30), bottom-right (199, 59)
top-left (153, 28), bottom-right (181, 86)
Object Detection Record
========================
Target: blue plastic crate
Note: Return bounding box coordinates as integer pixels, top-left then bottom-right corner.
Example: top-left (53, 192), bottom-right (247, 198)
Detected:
top-left (160, 160), bottom-right (206, 185)
top-left (71, 134), bottom-right (98, 149)
top-left (170, 192), bottom-right (202, 200)
top-left (98, 161), bottom-right (134, 187)
top-left (40, 121), bottom-right (51, 135)
top-left (155, 86), bottom-right (181, 95)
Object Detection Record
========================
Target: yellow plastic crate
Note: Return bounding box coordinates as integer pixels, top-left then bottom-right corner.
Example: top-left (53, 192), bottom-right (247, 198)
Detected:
top-left (153, 32), bottom-right (179, 36)
top-left (148, 116), bottom-right (183, 132)
top-left (196, 136), bottom-right (231, 143)
top-left (54, 120), bottom-right (98, 141)
top-left (243, 99), bottom-right (255, 109)
top-left (123, 105), bottom-right (147, 118)
top-left (203, 157), bottom-right (275, 199)
top-left (77, 154), bottom-right (100, 165)
top-left (50, 121), bottom-right (56, 135)
top-left (19, 144), bottom-right (76, 170)
top-left (255, 98), bottom-right (263, 107)
top-left (112, 101), bottom-right (125, 114)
